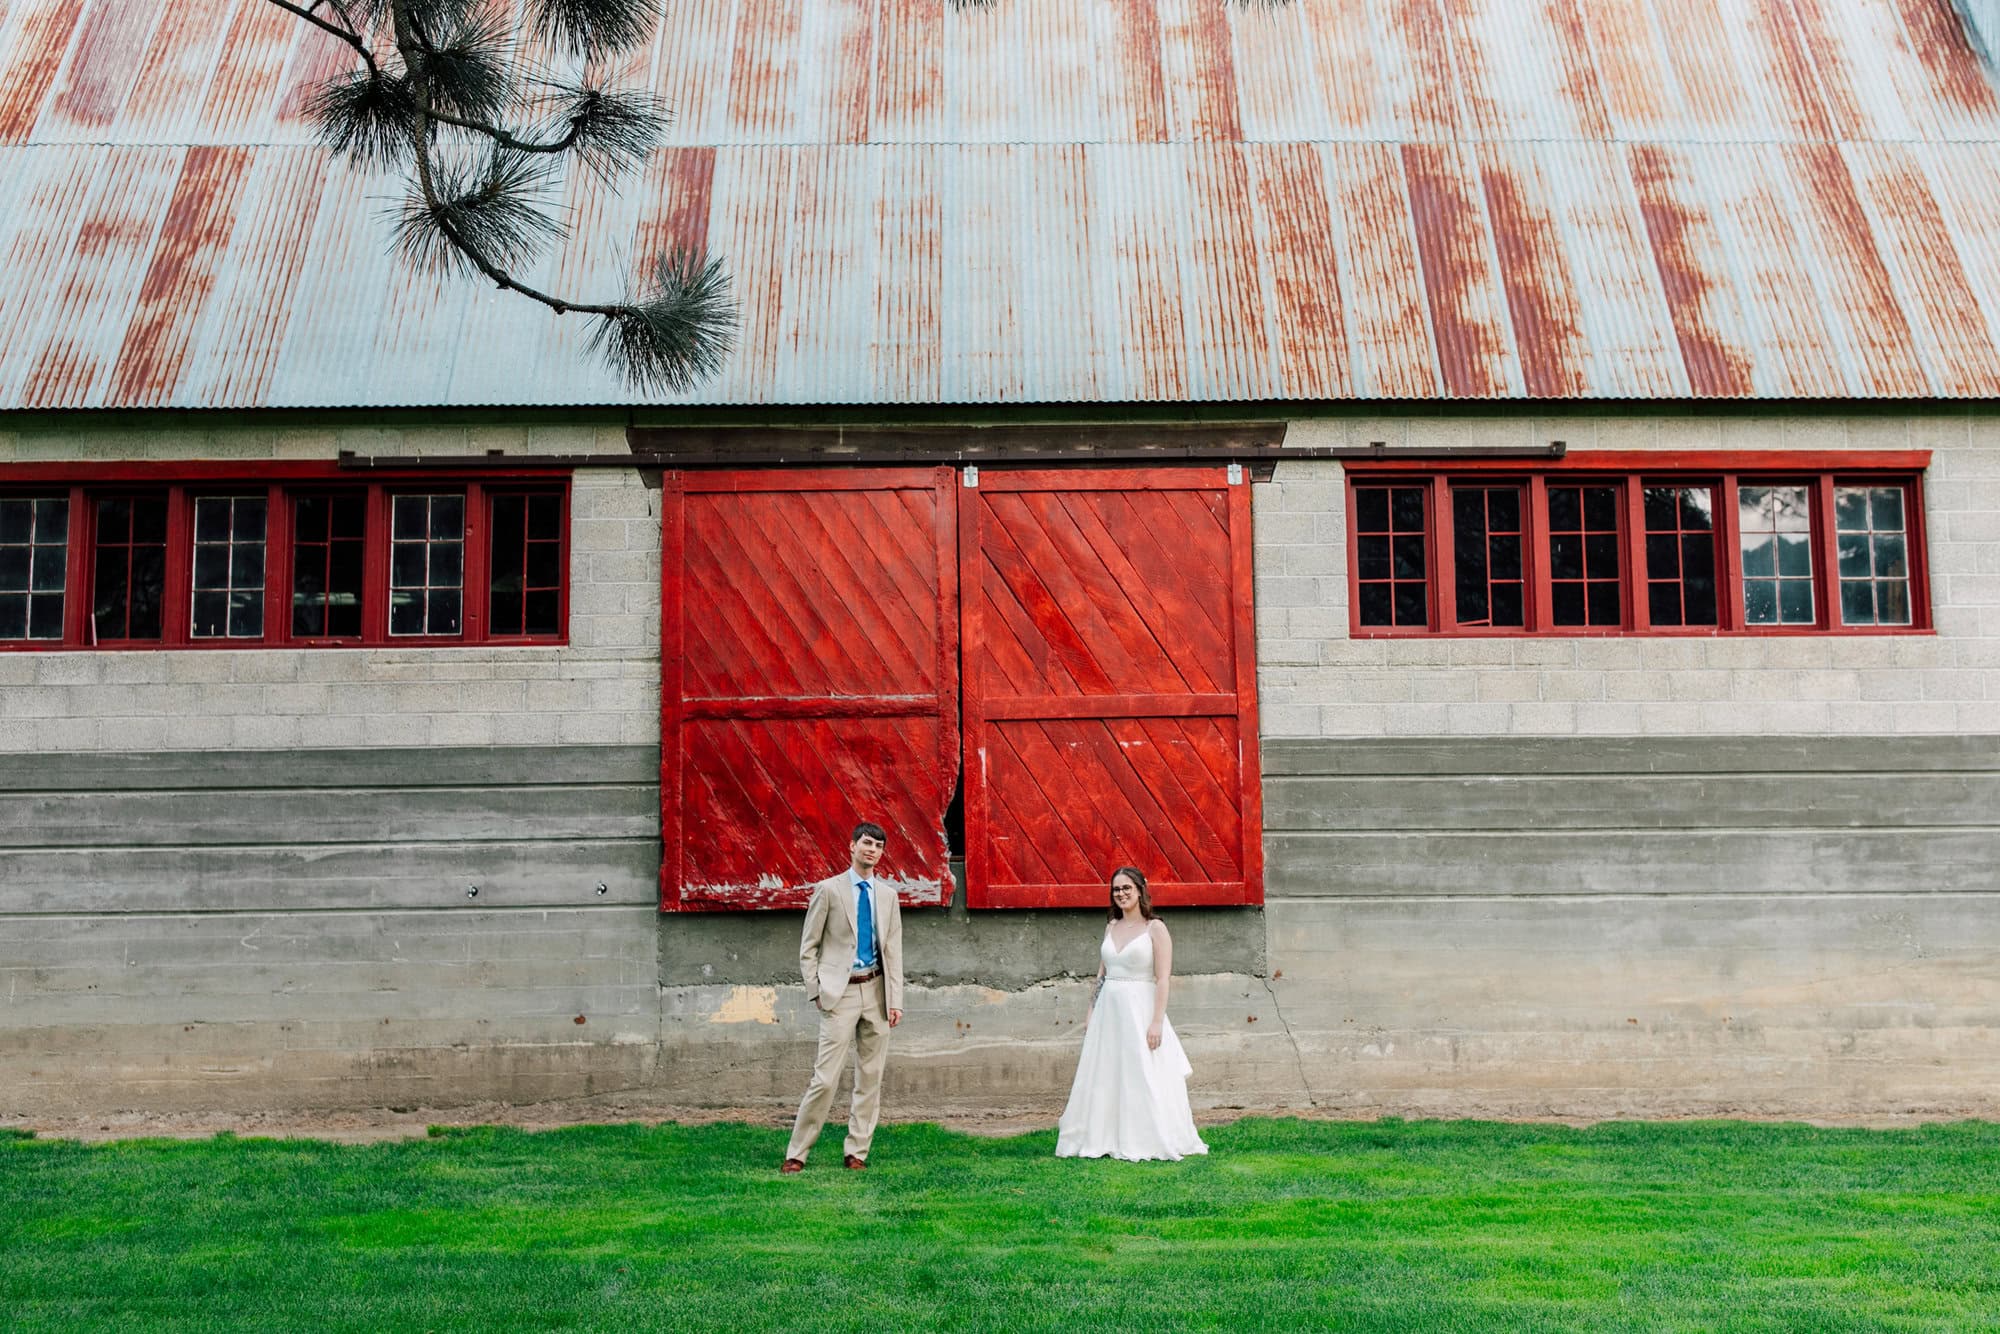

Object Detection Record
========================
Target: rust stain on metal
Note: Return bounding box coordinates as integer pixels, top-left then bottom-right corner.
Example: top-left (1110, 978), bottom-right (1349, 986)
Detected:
top-left (1890, 0), bottom-right (2000, 115)
top-left (872, 0), bottom-right (943, 139)
top-left (1166, 0), bottom-right (1242, 142)
top-left (1713, 145), bottom-right (1843, 397)
top-left (1850, 143), bottom-right (2000, 396)
top-left (275, 18), bottom-right (365, 125)
top-left (0, 0), bottom-right (83, 142)
top-left (636, 147), bottom-right (719, 261)
top-left (200, 0), bottom-right (297, 138)
top-left (1109, 0), bottom-right (1169, 142)
top-left (727, 0), bottom-right (801, 140)
top-left (1403, 144), bottom-right (1512, 398)
top-left (1543, 0), bottom-right (1615, 140)
top-left (1789, 142), bottom-right (1928, 395)
top-left (1479, 151), bottom-right (1587, 398)
top-left (1183, 144), bottom-right (1271, 395)
top-left (1243, 143), bottom-right (1350, 398)
top-left (125, 3), bottom-right (237, 136)
top-left (1386, 0), bottom-right (1461, 139)
top-left (874, 147), bottom-right (942, 401)
top-left (207, 148), bottom-right (330, 406)
top-left (1783, 0), bottom-right (1867, 139)
top-left (1627, 143), bottom-right (1754, 397)
top-left (1300, 0), bottom-right (1379, 133)
top-left (1659, 0), bottom-right (1750, 131)
top-left (46, 0), bottom-right (152, 131)
top-left (108, 146), bottom-right (256, 406)
top-left (822, 0), bottom-right (876, 145)
top-left (1738, 0), bottom-right (1835, 140)
top-left (1573, 0), bottom-right (1672, 134)
top-left (1328, 144), bottom-right (1436, 398)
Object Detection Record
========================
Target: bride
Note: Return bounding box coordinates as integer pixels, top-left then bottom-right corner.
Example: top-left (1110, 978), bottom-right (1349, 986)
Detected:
top-left (1055, 866), bottom-right (1208, 1161)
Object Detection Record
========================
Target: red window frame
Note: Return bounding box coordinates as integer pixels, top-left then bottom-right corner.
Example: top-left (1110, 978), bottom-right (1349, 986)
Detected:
top-left (1346, 450), bottom-right (1932, 638)
top-left (0, 462), bottom-right (571, 651)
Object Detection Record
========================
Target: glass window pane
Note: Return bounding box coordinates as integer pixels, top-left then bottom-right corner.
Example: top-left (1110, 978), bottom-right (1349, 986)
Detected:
top-left (0, 594), bottom-right (24, 638)
top-left (296, 495), bottom-right (329, 542)
top-left (528, 494), bottom-right (563, 541)
top-left (1837, 533), bottom-right (1870, 579)
top-left (1453, 488), bottom-right (1486, 538)
top-left (1391, 487), bottom-right (1424, 531)
top-left (93, 557), bottom-right (128, 637)
top-left (1587, 580), bottom-right (1620, 626)
top-left (1491, 582), bottom-right (1524, 627)
top-left (1684, 569), bottom-right (1717, 626)
top-left (1744, 579), bottom-right (1778, 624)
top-left (194, 498), bottom-right (229, 542)
top-left (1357, 535), bottom-right (1390, 581)
top-left (1644, 487), bottom-right (1676, 532)
top-left (0, 499), bottom-right (28, 540)
top-left (98, 497), bottom-right (131, 542)
top-left (1779, 578), bottom-right (1814, 623)
top-left (492, 493), bottom-right (525, 539)
top-left (36, 499), bottom-right (67, 543)
top-left (1679, 487), bottom-right (1713, 531)
top-left (332, 495), bottom-right (365, 539)
top-left (524, 589), bottom-right (560, 635)
top-left (490, 590), bottom-right (523, 635)
top-left (1355, 488), bottom-right (1389, 532)
top-left (1548, 486), bottom-right (1580, 532)
top-left (1583, 486), bottom-right (1618, 531)
top-left (393, 496), bottom-right (426, 539)
top-left (192, 590), bottom-right (228, 637)
top-left (1835, 488), bottom-right (1869, 531)
top-left (1584, 532), bottom-right (1618, 575)
top-left (1740, 533), bottom-right (1776, 578)
top-left (429, 541), bottom-right (463, 589)
top-left (1357, 582), bottom-right (1392, 626)
top-left (428, 589), bottom-right (461, 635)
top-left (27, 543), bottom-right (60, 594)
top-left (1878, 580), bottom-right (1911, 625)
top-left (430, 494), bottom-right (464, 539)
top-left (1738, 485), bottom-right (1769, 529)
top-left (233, 497), bottom-right (266, 541)
top-left (1874, 534), bottom-right (1906, 579)
top-left (1393, 583), bottom-right (1427, 626)
top-left (1840, 580), bottom-right (1875, 626)
top-left (193, 543), bottom-right (228, 589)
top-left (228, 591), bottom-right (262, 639)
top-left (1645, 533), bottom-right (1679, 578)
top-left (1487, 488), bottom-right (1520, 532)
top-left (133, 497), bottom-right (168, 544)
top-left (1550, 533), bottom-right (1582, 580)
top-left (391, 542), bottom-right (426, 587)
top-left (0, 544), bottom-right (25, 591)
top-left (1490, 535), bottom-right (1521, 581)
top-left (1777, 533), bottom-right (1811, 578)
top-left (1871, 487), bottom-right (1904, 531)
top-left (390, 591), bottom-right (423, 635)
top-left (1552, 582), bottom-right (1585, 625)
top-left (230, 541), bottom-right (264, 589)
top-left (1653, 582), bottom-right (1687, 630)
top-left (28, 593), bottom-right (62, 639)
top-left (1456, 565), bottom-right (1488, 622)
top-left (1392, 535), bottom-right (1425, 580)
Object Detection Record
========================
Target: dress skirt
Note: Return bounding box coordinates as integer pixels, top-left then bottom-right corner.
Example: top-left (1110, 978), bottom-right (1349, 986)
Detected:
top-left (1055, 977), bottom-right (1208, 1162)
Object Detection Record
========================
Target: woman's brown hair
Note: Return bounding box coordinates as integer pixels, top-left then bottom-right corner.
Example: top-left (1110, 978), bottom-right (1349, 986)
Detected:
top-left (1106, 866), bottom-right (1156, 921)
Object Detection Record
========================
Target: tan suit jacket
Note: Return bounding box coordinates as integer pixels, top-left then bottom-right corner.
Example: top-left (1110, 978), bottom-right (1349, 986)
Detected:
top-left (799, 870), bottom-right (904, 1013)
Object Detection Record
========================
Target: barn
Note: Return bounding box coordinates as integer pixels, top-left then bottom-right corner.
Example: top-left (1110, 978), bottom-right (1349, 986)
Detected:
top-left (4, 0), bottom-right (2000, 1121)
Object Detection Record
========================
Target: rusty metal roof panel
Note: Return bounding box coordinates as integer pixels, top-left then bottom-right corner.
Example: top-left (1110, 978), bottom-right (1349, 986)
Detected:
top-left (5, 0), bottom-right (2000, 407)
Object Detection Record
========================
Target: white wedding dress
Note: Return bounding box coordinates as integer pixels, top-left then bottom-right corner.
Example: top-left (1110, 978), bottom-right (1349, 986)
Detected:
top-left (1055, 925), bottom-right (1209, 1161)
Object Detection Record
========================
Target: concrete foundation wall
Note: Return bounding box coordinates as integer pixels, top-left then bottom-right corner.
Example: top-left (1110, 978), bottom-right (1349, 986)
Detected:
top-left (7, 737), bottom-right (1997, 1119)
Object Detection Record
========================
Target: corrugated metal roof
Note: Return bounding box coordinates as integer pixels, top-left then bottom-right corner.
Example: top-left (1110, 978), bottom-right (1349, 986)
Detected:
top-left (1, 0), bottom-right (1999, 408)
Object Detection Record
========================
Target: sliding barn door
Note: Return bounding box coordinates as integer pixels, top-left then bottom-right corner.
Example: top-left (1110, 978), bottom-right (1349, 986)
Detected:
top-left (959, 468), bottom-right (1263, 908)
top-left (661, 468), bottom-right (958, 910)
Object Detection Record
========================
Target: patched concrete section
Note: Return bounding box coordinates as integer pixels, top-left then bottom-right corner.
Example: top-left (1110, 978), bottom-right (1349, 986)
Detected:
top-left (657, 898), bottom-right (1268, 990)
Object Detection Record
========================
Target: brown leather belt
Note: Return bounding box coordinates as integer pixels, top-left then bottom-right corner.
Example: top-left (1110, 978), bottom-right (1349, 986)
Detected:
top-left (849, 966), bottom-right (881, 983)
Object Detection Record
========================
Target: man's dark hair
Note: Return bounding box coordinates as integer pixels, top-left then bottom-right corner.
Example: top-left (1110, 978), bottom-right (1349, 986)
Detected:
top-left (851, 821), bottom-right (888, 844)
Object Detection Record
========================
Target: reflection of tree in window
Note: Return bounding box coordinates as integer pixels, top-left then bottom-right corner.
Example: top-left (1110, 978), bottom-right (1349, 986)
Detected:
top-left (1452, 486), bottom-right (1524, 628)
top-left (0, 497), bottom-right (67, 641)
top-left (1738, 485), bottom-right (1814, 625)
top-left (1548, 485), bottom-right (1621, 626)
top-left (291, 494), bottom-right (366, 638)
top-left (190, 496), bottom-right (266, 639)
top-left (389, 494), bottom-right (465, 637)
top-left (1353, 485), bottom-right (1428, 627)
top-left (1642, 486), bottom-right (1717, 627)
top-left (92, 495), bottom-right (167, 641)
top-left (1834, 486), bottom-right (1910, 626)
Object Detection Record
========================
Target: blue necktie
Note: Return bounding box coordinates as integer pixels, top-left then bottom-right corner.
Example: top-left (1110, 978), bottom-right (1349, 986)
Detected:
top-left (855, 881), bottom-right (875, 968)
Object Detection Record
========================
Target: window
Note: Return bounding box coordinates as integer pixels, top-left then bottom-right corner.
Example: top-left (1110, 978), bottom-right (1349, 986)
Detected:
top-left (0, 468), bottom-right (570, 651)
top-left (0, 497), bottom-right (68, 641)
top-left (1347, 454), bottom-right (1929, 636)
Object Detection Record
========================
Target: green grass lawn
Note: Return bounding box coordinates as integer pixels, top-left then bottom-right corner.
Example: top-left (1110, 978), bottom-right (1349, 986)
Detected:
top-left (4, 1118), bottom-right (1999, 1332)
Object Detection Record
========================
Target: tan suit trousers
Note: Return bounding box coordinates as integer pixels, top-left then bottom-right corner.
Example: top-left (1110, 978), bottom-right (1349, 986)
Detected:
top-left (786, 974), bottom-right (891, 1162)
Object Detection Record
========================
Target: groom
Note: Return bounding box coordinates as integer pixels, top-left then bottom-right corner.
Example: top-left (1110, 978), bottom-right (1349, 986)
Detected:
top-left (781, 821), bottom-right (904, 1172)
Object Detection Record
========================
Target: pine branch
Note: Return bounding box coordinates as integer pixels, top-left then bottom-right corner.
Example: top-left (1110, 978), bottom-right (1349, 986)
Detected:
top-left (275, 0), bottom-right (735, 392)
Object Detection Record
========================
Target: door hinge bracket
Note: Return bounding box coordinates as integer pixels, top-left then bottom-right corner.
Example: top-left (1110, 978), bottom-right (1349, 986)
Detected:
top-left (963, 466), bottom-right (979, 487)
top-left (1227, 462), bottom-right (1244, 485)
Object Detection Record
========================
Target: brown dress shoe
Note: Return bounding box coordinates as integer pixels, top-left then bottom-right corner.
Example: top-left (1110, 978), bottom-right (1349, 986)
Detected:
top-left (843, 1154), bottom-right (867, 1170)
top-left (780, 1158), bottom-right (805, 1174)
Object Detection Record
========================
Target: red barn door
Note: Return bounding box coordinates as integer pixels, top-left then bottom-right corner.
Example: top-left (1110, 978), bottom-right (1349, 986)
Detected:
top-left (958, 467), bottom-right (1263, 908)
top-left (661, 468), bottom-right (958, 910)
